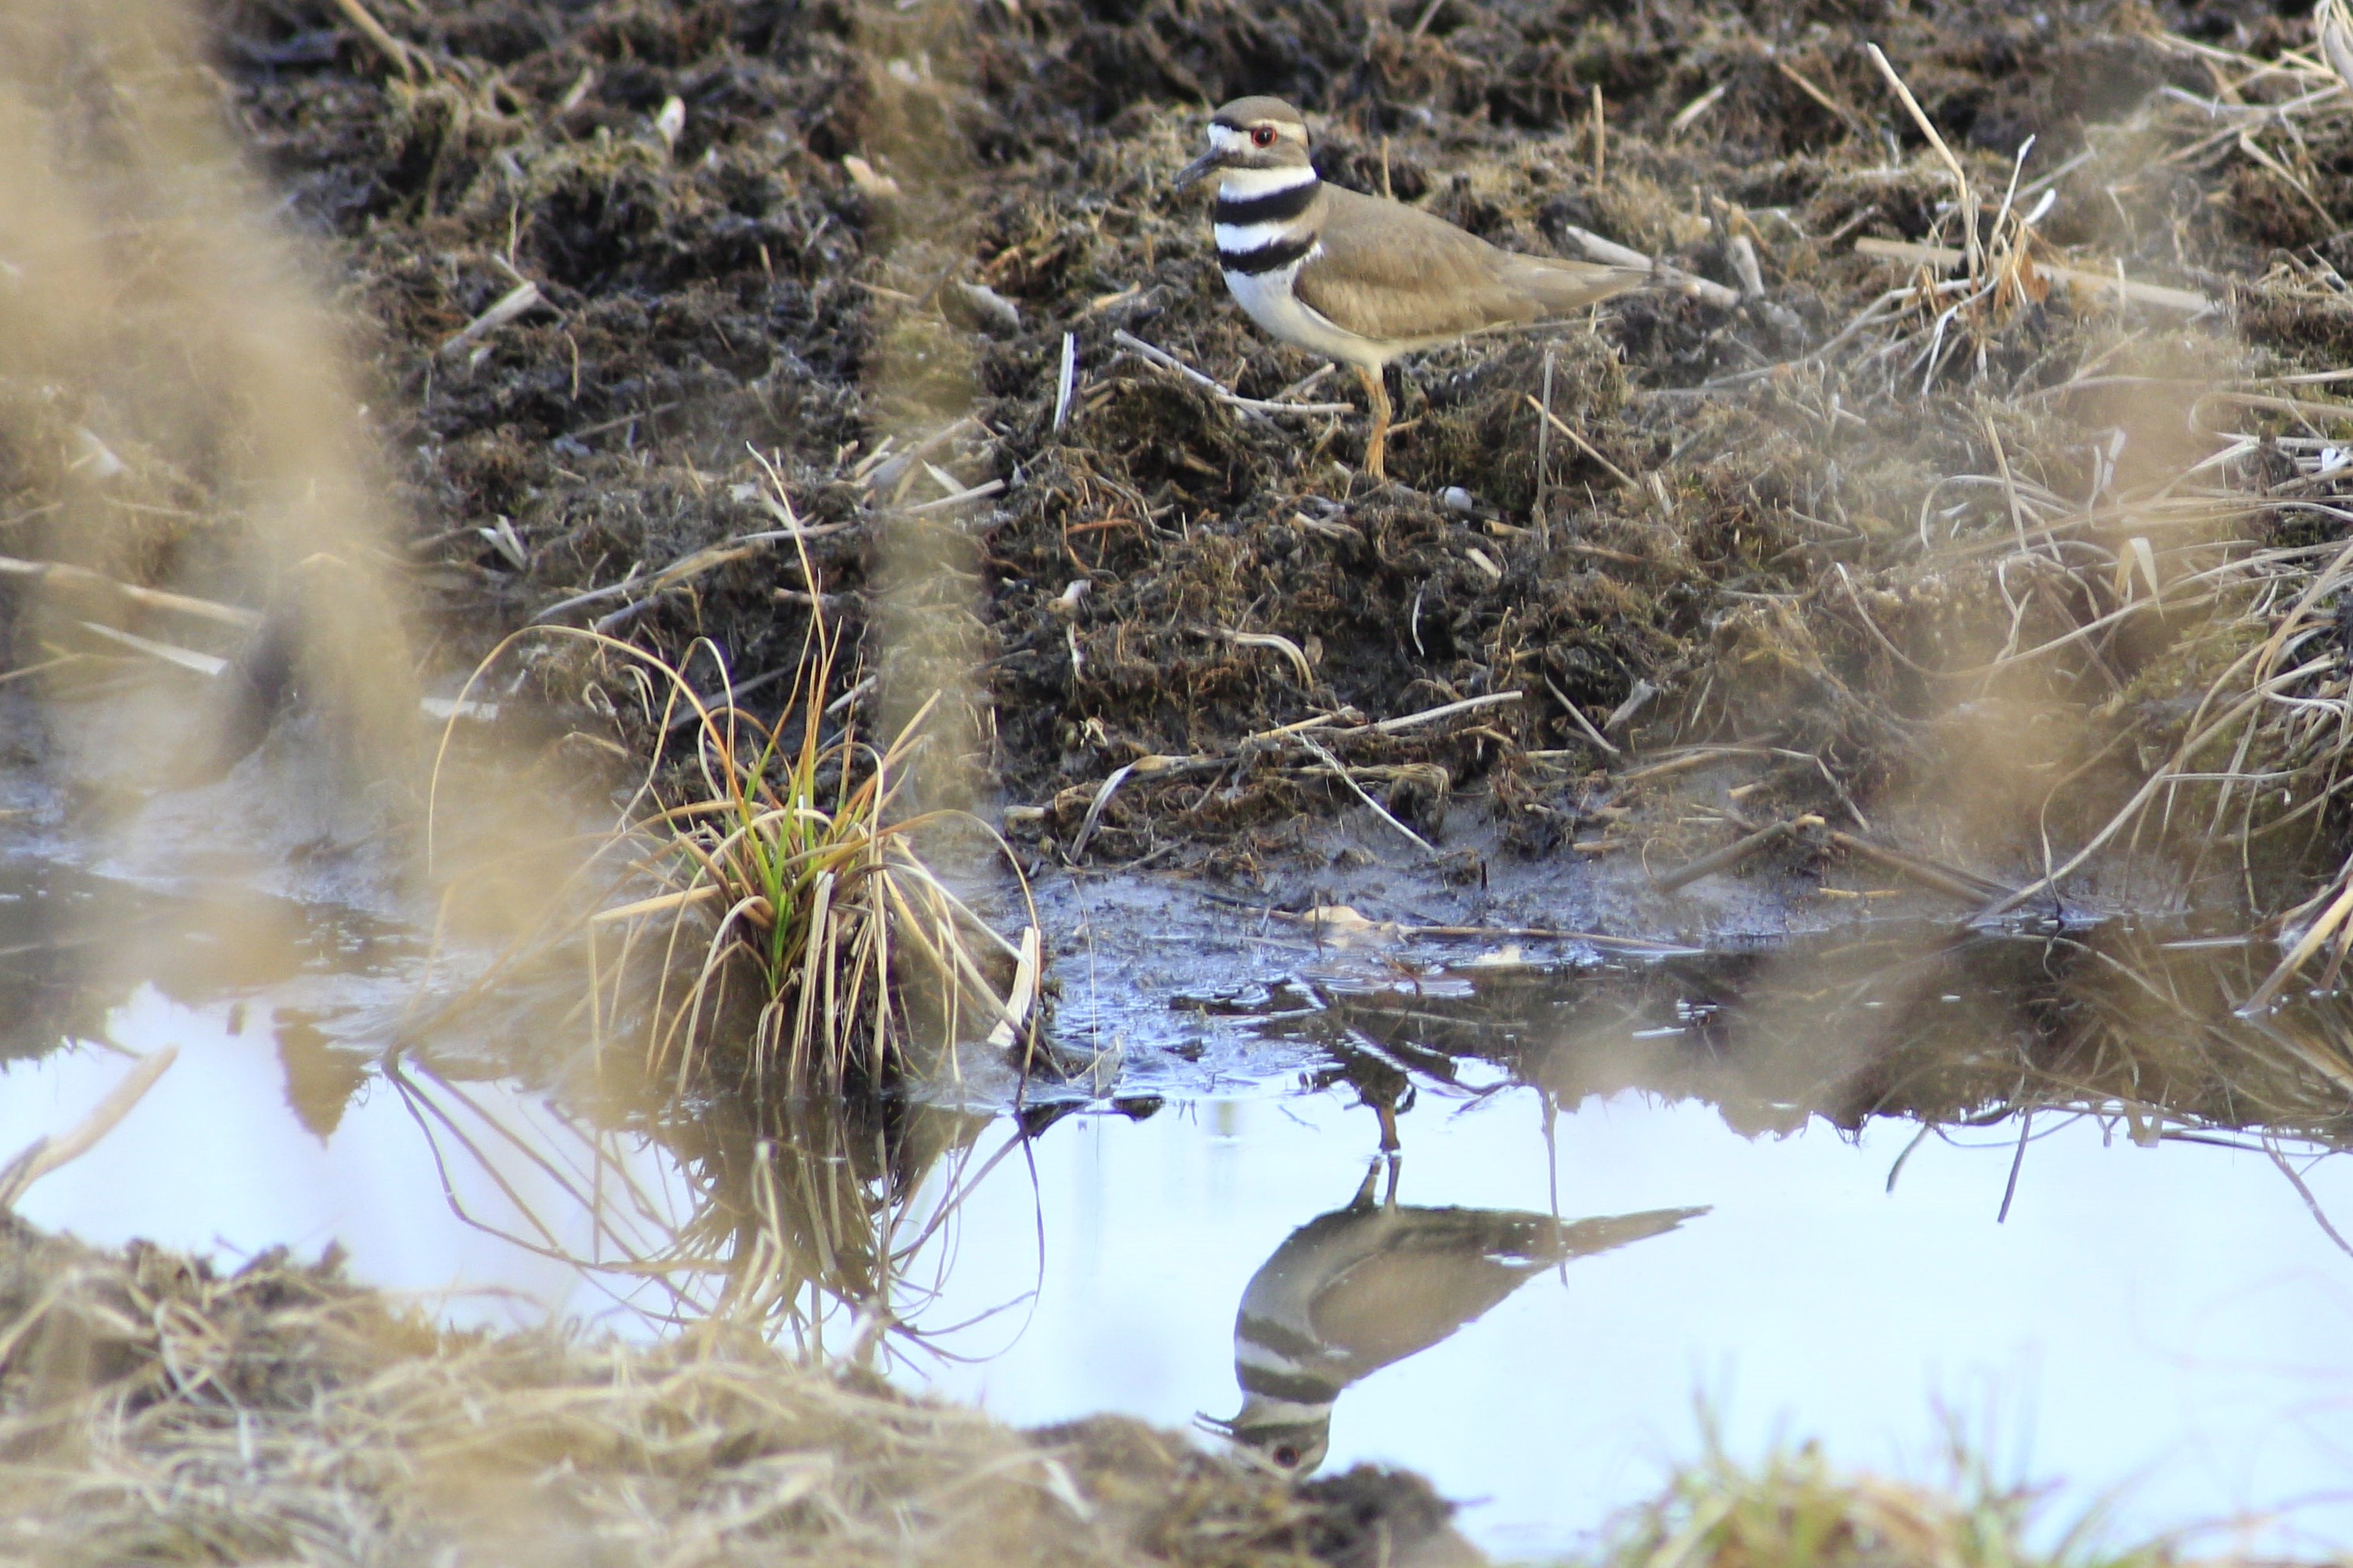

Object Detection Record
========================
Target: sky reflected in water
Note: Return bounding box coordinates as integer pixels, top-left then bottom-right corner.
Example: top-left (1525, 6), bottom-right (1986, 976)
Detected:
top-left (5, 980), bottom-right (2350, 1558)
top-left (914, 1093), bottom-right (2353, 1557)
top-left (0, 985), bottom-right (674, 1328)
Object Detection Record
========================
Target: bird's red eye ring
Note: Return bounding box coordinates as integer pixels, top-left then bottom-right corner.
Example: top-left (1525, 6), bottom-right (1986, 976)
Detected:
top-left (1251, 124), bottom-right (1277, 149)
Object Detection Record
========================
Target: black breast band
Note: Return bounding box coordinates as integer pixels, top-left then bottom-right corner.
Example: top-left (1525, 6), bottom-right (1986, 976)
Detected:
top-left (1213, 181), bottom-right (1319, 228)
top-left (1219, 232), bottom-right (1316, 275)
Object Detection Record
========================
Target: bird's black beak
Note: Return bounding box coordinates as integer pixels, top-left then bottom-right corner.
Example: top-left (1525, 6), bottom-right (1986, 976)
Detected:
top-left (1173, 149), bottom-right (1223, 190)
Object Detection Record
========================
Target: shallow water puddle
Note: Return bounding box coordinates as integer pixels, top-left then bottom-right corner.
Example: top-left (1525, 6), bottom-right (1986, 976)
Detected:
top-left (912, 1093), bottom-right (2353, 1557)
top-left (13, 982), bottom-right (2352, 1552)
top-left (2, 841), bottom-right (2352, 1555)
top-left (0, 984), bottom-right (681, 1327)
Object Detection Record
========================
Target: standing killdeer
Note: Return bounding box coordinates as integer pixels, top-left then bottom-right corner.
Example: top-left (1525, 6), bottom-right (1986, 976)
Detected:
top-left (1174, 95), bottom-right (1651, 480)
top-left (1206, 1161), bottom-right (1704, 1473)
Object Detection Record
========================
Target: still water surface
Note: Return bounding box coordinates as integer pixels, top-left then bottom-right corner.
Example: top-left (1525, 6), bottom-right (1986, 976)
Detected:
top-left (8, 971), bottom-right (2351, 1558)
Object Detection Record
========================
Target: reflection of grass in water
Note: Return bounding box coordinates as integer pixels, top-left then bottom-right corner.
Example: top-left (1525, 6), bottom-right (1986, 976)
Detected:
top-left (665, 1091), bottom-right (1026, 1351)
top-left (387, 1051), bottom-right (1030, 1353)
top-left (1597, 1415), bottom-right (2166, 1568)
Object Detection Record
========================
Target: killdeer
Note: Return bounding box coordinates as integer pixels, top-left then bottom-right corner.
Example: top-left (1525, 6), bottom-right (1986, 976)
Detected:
top-left (1174, 95), bottom-right (1651, 480)
top-left (1207, 1161), bottom-right (1704, 1473)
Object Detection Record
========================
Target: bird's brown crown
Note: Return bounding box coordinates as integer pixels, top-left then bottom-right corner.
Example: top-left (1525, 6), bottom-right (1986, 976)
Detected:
top-left (1209, 96), bottom-right (1308, 139)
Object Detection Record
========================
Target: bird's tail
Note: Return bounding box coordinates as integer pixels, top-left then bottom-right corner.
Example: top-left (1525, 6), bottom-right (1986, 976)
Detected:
top-left (1455, 1203), bottom-right (1708, 1268)
top-left (1507, 255), bottom-right (1652, 317)
top-left (1552, 225), bottom-right (1742, 308)
top-left (1551, 1204), bottom-right (1708, 1260)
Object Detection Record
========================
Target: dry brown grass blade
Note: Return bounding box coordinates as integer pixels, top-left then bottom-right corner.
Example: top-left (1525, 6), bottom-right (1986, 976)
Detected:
top-left (0, 1048), bottom-right (178, 1211)
top-left (0, 554), bottom-right (262, 630)
top-left (2320, 0), bottom-right (2353, 91)
top-left (1854, 238), bottom-right (2215, 314)
top-left (1866, 43), bottom-right (1981, 278)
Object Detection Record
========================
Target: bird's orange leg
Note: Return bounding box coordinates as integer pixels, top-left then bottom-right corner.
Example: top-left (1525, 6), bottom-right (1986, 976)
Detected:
top-left (1353, 363), bottom-right (1392, 481)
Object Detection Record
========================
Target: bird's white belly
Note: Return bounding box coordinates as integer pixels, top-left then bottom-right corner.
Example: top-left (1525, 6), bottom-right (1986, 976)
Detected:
top-left (1223, 253), bottom-right (1387, 369)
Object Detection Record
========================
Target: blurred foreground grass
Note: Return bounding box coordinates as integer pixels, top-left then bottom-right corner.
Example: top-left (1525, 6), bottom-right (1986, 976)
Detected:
top-left (0, 1219), bottom-right (2236, 1568)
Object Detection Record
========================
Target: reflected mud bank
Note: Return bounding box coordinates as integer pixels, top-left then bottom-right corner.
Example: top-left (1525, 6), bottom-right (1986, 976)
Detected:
top-left (1266, 917), bottom-right (2353, 1154)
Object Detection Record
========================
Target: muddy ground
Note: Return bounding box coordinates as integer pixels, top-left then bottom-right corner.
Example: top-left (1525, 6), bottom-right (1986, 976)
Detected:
top-left (192, 0), bottom-right (2353, 913)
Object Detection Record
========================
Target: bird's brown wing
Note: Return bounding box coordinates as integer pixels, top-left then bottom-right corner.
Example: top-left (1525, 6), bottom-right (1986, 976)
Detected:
top-left (1306, 1247), bottom-right (1531, 1373)
top-left (1301, 1204), bottom-right (1705, 1376)
top-left (1295, 186), bottom-right (1647, 346)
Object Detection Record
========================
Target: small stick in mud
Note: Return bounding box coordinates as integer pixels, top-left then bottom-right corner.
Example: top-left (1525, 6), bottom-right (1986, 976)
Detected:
top-left (1372, 690), bottom-right (1521, 734)
top-left (1066, 762), bottom-right (1137, 861)
top-left (328, 0), bottom-right (415, 79)
top-left (1823, 829), bottom-right (2012, 906)
top-left (533, 524), bottom-right (851, 627)
top-left (1773, 57), bottom-right (1866, 135)
top-left (898, 479), bottom-right (1005, 515)
top-left (1650, 817), bottom-right (1805, 894)
top-left (1544, 676), bottom-right (1622, 758)
top-left (1604, 680), bottom-right (1656, 732)
top-left (1669, 81), bottom-right (1726, 137)
top-left (1299, 734), bottom-right (1436, 857)
top-left (1559, 227), bottom-right (1744, 308)
top-left (439, 279), bottom-right (547, 359)
top-left (860, 414), bottom-right (983, 493)
top-left (1523, 395), bottom-right (1639, 491)
top-left (1051, 332), bottom-right (1077, 433)
top-left (1108, 330), bottom-right (1352, 417)
top-left (983, 926), bottom-right (1042, 1054)
top-left (1719, 805), bottom-right (2015, 906)
top-left (76, 620), bottom-right (227, 676)
top-left (1220, 629), bottom-right (1315, 686)
top-left (1616, 746), bottom-right (1769, 784)
top-left (1727, 234), bottom-right (1766, 299)
top-left (1536, 346), bottom-right (1555, 531)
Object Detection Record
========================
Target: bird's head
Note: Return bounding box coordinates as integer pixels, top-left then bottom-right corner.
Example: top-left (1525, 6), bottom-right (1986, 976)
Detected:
top-left (1198, 1398), bottom-right (1332, 1476)
top-left (1174, 97), bottom-right (1312, 190)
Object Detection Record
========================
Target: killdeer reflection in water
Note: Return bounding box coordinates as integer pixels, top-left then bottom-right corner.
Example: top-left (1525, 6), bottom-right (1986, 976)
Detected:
top-left (1209, 1161), bottom-right (1703, 1473)
top-left (1173, 95), bottom-right (1652, 481)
